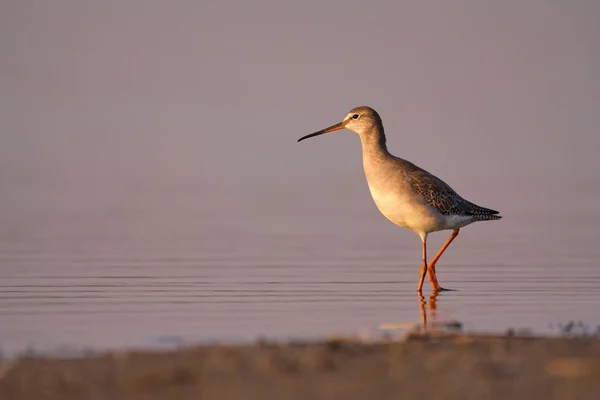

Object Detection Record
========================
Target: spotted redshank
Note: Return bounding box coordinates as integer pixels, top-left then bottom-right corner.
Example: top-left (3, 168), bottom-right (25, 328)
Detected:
top-left (297, 106), bottom-right (501, 292)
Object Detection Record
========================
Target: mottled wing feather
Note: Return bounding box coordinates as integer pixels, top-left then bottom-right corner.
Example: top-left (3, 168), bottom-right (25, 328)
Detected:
top-left (407, 166), bottom-right (500, 217)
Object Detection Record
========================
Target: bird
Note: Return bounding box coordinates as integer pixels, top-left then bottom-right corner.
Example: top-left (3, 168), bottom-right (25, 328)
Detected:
top-left (297, 106), bottom-right (501, 292)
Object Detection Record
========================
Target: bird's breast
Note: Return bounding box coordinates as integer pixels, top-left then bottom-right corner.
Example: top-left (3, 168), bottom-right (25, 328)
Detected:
top-left (364, 167), bottom-right (443, 233)
top-left (367, 183), bottom-right (410, 225)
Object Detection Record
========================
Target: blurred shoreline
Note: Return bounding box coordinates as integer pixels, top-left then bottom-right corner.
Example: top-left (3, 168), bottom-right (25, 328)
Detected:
top-left (2, 331), bottom-right (600, 400)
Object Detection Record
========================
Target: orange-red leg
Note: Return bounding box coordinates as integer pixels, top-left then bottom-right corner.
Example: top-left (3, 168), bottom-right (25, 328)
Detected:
top-left (417, 239), bottom-right (428, 292)
top-left (427, 229), bottom-right (460, 291)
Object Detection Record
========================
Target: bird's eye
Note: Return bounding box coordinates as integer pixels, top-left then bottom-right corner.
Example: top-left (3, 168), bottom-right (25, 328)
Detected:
top-left (352, 114), bottom-right (359, 119)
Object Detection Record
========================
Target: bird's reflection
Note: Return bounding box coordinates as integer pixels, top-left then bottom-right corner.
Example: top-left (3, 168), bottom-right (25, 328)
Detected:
top-left (419, 291), bottom-right (440, 330)
top-left (378, 291), bottom-right (442, 334)
top-left (378, 290), bottom-right (463, 336)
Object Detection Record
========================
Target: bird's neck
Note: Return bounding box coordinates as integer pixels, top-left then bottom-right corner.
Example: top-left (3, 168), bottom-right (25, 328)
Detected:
top-left (359, 126), bottom-right (390, 161)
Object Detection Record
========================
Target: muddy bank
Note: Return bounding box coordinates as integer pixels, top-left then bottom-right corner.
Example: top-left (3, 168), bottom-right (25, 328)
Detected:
top-left (2, 332), bottom-right (600, 400)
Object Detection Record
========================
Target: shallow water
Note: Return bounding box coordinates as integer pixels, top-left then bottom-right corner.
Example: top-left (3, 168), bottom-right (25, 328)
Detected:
top-left (2, 176), bottom-right (600, 356)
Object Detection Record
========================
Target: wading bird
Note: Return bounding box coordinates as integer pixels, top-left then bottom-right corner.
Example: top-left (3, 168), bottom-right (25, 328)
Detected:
top-left (297, 106), bottom-right (501, 292)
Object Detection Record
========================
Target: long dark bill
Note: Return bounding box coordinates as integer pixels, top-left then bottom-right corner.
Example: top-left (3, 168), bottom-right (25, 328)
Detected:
top-left (297, 122), bottom-right (345, 142)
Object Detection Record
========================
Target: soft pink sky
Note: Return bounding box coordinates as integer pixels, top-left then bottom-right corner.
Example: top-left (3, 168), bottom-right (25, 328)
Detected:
top-left (1, 0), bottom-right (599, 239)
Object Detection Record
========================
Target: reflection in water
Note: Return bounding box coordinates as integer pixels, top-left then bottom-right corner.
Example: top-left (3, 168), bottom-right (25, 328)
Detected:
top-left (379, 292), bottom-right (442, 335)
top-left (418, 292), bottom-right (439, 329)
top-left (380, 290), bottom-right (468, 336)
top-left (418, 292), bottom-right (465, 334)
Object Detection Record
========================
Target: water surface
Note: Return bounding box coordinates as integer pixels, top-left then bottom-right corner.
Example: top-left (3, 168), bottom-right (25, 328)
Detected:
top-left (2, 178), bottom-right (599, 356)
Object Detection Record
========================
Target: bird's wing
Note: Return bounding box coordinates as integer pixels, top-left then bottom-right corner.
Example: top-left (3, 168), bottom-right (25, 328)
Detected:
top-left (406, 165), bottom-right (499, 217)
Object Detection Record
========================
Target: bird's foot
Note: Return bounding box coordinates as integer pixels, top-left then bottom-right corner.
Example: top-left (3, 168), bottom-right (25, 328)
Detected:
top-left (434, 287), bottom-right (456, 293)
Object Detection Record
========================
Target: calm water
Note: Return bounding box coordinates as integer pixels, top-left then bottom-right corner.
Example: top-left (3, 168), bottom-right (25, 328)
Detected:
top-left (2, 176), bottom-right (600, 356)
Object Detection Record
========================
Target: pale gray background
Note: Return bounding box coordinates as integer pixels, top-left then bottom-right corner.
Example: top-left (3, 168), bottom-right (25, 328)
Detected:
top-left (1, 1), bottom-right (599, 354)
